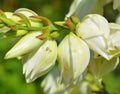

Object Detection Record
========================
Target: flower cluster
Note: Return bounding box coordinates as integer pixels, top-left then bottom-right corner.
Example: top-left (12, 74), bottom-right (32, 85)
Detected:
top-left (0, 8), bottom-right (120, 93)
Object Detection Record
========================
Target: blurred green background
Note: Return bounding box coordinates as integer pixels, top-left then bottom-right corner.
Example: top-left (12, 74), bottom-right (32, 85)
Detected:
top-left (0, 0), bottom-right (120, 94)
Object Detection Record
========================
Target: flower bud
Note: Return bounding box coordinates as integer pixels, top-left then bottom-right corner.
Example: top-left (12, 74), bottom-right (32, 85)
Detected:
top-left (5, 32), bottom-right (43, 59)
top-left (16, 30), bottom-right (28, 36)
top-left (57, 32), bottom-right (90, 85)
top-left (14, 8), bottom-right (38, 18)
top-left (14, 8), bottom-right (42, 27)
top-left (76, 14), bottom-right (110, 60)
top-left (23, 39), bottom-right (57, 83)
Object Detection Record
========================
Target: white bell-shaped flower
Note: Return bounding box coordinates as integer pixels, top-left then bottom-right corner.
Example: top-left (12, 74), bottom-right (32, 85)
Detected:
top-left (58, 32), bottom-right (90, 85)
top-left (109, 23), bottom-right (120, 49)
top-left (5, 32), bottom-right (43, 59)
top-left (88, 55), bottom-right (119, 79)
top-left (76, 14), bottom-right (110, 60)
top-left (23, 39), bottom-right (57, 83)
top-left (107, 23), bottom-right (120, 59)
top-left (41, 67), bottom-right (70, 94)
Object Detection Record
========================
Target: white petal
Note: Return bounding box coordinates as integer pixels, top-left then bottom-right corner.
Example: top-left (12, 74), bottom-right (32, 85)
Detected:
top-left (106, 23), bottom-right (120, 59)
top-left (58, 32), bottom-right (90, 84)
top-left (85, 36), bottom-right (109, 60)
top-left (14, 8), bottom-right (38, 18)
top-left (76, 14), bottom-right (110, 59)
top-left (23, 40), bottom-right (57, 83)
top-left (76, 22), bottom-right (103, 39)
top-left (41, 67), bottom-right (71, 94)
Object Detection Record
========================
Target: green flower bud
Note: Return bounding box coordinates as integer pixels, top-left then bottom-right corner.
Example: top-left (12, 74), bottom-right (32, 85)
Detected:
top-left (23, 39), bottom-right (57, 83)
top-left (76, 14), bottom-right (110, 60)
top-left (5, 32), bottom-right (43, 59)
top-left (16, 30), bottom-right (28, 36)
top-left (58, 32), bottom-right (90, 85)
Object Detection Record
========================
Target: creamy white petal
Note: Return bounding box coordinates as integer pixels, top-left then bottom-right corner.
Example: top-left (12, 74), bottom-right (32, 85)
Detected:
top-left (76, 22), bottom-right (103, 39)
top-left (82, 14), bottom-right (110, 39)
top-left (23, 40), bottom-right (57, 83)
top-left (41, 67), bottom-right (70, 94)
top-left (106, 23), bottom-right (120, 59)
top-left (85, 36), bottom-right (109, 60)
top-left (14, 8), bottom-right (38, 18)
top-left (58, 32), bottom-right (90, 85)
top-left (76, 14), bottom-right (110, 60)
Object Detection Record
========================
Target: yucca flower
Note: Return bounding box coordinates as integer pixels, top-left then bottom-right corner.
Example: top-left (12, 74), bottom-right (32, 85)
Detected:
top-left (76, 14), bottom-right (110, 60)
top-left (107, 23), bottom-right (120, 58)
top-left (88, 23), bottom-right (120, 79)
top-left (88, 55), bottom-right (119, 79)
top-left (57, 32), bottom-right (90, 85)
top-left (5, 32), bottom-right (43, 59)
top-left (23, 39), bottom-right (57, 83)
top-left (41, 67), bottom-right (70, 94)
